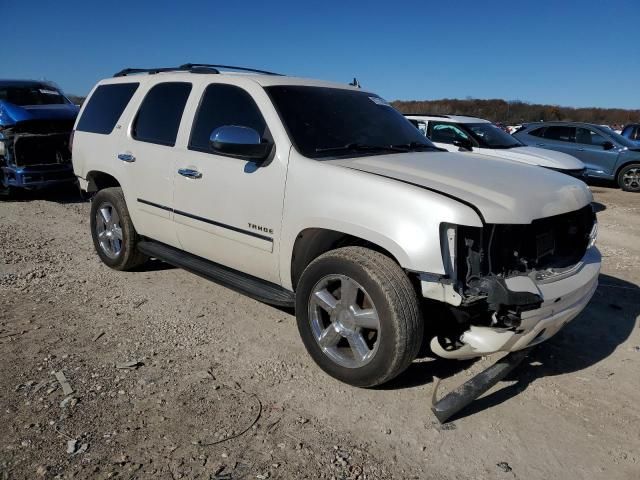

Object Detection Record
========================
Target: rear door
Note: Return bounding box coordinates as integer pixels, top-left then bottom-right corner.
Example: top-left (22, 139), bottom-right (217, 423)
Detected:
top-left (537, 125), bottom-right (578, 157)
top-left (115, 81), bottom-right (191, 248)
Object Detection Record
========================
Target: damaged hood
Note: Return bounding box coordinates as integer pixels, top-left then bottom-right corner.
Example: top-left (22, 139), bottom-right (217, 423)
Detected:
top-left (326, 151), bottom-right (592, 224)
top-left (473, 146), bottom-right (584, 170)
top-left (0, 101), bottom-right (79, 126)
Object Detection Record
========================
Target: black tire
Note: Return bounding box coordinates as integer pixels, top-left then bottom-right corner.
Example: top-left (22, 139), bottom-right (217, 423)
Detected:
top-left (90, 187), bottom-right (148, 270)
top-left (295, 246), bottom-right (423, 387)
top-left (617, 163), bottom-right (640, 192)
top-left (0, 183), bottom-right (13, 200)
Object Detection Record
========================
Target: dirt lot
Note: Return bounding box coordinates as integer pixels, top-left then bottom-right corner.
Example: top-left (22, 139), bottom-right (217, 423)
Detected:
top-left (1, 185), bottom-right (639, 480)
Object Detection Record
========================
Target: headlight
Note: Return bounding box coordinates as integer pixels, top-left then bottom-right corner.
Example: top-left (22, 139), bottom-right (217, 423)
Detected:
top-left (588, 220), bottom-right (598, 248)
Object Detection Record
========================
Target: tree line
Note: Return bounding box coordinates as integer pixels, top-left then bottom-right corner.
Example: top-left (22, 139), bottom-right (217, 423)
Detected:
top-left (392, 98), bottom-right (640, 126)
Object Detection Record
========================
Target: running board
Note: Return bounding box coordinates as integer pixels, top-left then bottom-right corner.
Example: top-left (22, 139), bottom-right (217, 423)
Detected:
top-left (137, 240), bottom-right (295, 308)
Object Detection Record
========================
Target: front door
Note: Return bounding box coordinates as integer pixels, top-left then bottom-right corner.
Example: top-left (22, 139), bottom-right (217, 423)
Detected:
top-left (172, 82), bottom-right (289, 284)
top-left (574, 126), bottom-right (620, 176)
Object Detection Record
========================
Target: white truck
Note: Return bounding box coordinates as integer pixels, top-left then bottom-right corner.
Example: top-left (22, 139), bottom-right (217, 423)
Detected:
top-left (71, 64), bottom-right (600, 388)
top-left (405, 114), bottom-right (586, 178)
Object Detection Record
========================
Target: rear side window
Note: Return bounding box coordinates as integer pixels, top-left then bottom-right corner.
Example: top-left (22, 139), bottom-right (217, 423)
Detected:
top-left (76, 83), bottom-right (139, 134)
top-left (543, 126), bottom-right (575, 142)
top-left (133, 82), bottom-right (192, 146)
top-left (189, 84), bottom-right (268, 153)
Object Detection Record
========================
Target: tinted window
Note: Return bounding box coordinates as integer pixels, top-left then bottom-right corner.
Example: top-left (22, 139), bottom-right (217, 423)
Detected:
top-left (528, 127), bottom-right (546, 138)
top-left (266, 86), bottom-right (434, 159)
top-left (543, 126), bottom-right (575, 142)
top-left (133, 82), bottom-right (192, 146)
top-left (576, 127), bottom-right (607, 146)
top-left (189, 84), bottom-right (267, 152)
top-left (77, 83), bottom-right (139, 134)
top-left (430, 123), bottom-right (470, 144)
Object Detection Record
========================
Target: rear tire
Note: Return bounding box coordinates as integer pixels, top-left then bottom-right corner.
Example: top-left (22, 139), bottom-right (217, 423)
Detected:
top-left (617, 163), bottom-right (640, 192)
top-left (0, 183), bottom-right (13, 200)
top-left (90, 187), bottom-right (148, 270)
top-left (295, 247), bottom-right (423, 387)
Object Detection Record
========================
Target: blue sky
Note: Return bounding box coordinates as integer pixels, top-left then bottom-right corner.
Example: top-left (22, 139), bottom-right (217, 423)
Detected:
top-left (3, 0), bottom-right (639, 108)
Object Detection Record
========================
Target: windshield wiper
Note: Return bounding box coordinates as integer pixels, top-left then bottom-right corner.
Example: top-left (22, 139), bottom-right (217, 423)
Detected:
top-left (390, 142), bottom-right (439, 151)
top-left (315, 143), bottom-right (409, 154)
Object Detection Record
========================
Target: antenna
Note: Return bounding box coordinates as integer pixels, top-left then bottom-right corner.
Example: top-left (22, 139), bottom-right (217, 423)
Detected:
top-left (349, 77), bottom-right (361, 88)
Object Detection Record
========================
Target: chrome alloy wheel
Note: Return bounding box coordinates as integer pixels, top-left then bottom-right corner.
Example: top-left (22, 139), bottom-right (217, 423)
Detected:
top-left (622, 167), bottom-right (640, 191)
top-left (95, 202), bottom-right (123, 259)
top-left (308, 274), bottom-right (381, 368)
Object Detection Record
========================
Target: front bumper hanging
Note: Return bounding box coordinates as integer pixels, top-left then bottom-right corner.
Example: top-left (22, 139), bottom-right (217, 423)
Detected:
top-left (430, 347), bottom-right (532, 424)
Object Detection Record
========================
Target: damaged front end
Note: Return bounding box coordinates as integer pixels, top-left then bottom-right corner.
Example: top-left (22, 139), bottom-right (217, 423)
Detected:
top-left (0, 87), bottom-right (79, 191)
top-left (423, 205), bottom-right (598, 359)
top-left (1, 119), bottom-right (76, 189)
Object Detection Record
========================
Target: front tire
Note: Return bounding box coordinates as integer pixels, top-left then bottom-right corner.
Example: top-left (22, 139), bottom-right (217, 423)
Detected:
top-left (617, 163), bottom-right (640, 192)
top-left (90, 187), bottom-right (148, 270)
top-left (295, 247), bottom-right (423, 387)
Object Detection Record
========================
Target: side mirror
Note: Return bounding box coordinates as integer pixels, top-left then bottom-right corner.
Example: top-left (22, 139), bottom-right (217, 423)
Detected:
top-left (602, 141), bottom-right (615, 151)
top-left (453, 138), bottom-right (473, 151)
top-left (209, 125), bottom-right (273, 160)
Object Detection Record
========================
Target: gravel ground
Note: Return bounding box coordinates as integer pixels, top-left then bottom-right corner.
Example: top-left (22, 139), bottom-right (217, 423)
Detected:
top-left (1, 184), bottom-right (639, 480)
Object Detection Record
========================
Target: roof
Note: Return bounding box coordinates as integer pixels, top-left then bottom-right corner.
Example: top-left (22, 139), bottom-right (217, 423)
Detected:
top-left (404, 114), bottom-right (491, 124)
top-left (0, 79), bottom-right (57, 88)
top-left (104, 65), bottom-right (364, 92)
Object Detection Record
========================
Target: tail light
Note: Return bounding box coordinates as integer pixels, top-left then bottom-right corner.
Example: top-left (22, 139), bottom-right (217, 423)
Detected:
top-left (69, 130), bottom-right (75, 152)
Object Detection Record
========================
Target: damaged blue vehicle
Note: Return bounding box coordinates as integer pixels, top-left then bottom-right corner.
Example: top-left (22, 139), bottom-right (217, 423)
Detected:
top-left (0, 80), bottom-right (79, 196)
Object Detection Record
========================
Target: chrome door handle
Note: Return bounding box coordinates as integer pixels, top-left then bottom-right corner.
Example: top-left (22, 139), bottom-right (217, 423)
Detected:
top-left (117, 153), bottom-right (135, 162)
top-left (536, 143), bottom-right (546, 146)
top-left (178, 168), bottom-right (202, 179)
top-left (577, 148), bottom-right (585, 152)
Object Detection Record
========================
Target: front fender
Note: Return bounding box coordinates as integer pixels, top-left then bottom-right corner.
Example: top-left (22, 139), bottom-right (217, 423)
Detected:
top-left (279, 152), bottom-right (482, 290)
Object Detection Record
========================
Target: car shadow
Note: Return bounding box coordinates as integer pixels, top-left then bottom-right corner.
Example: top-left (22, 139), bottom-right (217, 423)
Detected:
top-left (133, 259), bottom-right (176, 272)
top-left (8, 184), bottom-right (86, 204)
top-left (591, 201), bottom-right (606, 213)
top-left (441, 273), bottom-right (639, 421)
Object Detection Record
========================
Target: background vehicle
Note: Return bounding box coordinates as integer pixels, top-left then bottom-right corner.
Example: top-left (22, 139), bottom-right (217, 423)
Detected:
top-left (0, 80), bottom-right (79, 196)
top-left (514, 121), bottom-right (640, 192)
top-left (72, 64), bottom-right (600, 388)
top-left (621, 124), bottom-right (640, 144)
top-left (405, 114), bottom-right (585, 177)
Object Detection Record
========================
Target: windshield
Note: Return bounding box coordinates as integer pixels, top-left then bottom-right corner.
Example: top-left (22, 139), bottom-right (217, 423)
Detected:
top-left (465, 122), bottom-right (523, 148)
top-left (0, 85), bottom-right (69, 106)
top-left (598, 127), bottom-right (639, 149)
top-left (265, 86), bottom-right (436, 158)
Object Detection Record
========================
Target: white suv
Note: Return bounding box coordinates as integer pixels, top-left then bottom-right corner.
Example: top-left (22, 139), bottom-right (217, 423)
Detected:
top-left (72, 64), bottom-right (600, 387)
top-left (405, 114), bottom-right (586, 177)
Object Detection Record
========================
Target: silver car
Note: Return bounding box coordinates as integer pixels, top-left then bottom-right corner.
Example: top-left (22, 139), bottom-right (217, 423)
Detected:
top-left (514, 122), bottom-right (640, 192)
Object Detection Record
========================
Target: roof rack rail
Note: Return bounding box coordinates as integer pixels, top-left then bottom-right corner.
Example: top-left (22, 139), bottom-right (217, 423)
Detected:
top-left (403, 113), bottom-right (451, 118)
top-left (179, 64), bottom-right (282, 76)
top-left (113, 64), bottom-right (282, 78)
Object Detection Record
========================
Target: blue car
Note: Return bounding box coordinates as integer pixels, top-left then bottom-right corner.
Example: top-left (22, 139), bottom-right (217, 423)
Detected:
top-left (0, 80), bottom-right (79, 196)
top-left (514, 121), bottom-right (640, 192)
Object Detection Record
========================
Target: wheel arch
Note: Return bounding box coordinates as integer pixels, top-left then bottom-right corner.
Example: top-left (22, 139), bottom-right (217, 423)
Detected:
top-left (615, 159), bottom-right (640, 178)
top-left (289, 227), bottom-right (409, 292)
top-left (85, 170), bottom-right (121, 192)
